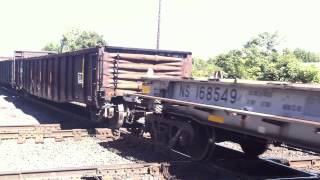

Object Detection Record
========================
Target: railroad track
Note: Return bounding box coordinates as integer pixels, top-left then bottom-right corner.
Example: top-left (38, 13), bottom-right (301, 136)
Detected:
top-left (1, 87), bottom-right (319, 179)
top-left (284, 158), bottom-right (320, 168)
top-left (0, 125), bottom-right (319, 179)
top-left (0, 163), bottom-right (169, 180)
top-left (0, 156), bottom-right (317, 180)
top-left (0, 124), bottom-right (115, 144)
top-left (100, 130), bottom-right (320, 180)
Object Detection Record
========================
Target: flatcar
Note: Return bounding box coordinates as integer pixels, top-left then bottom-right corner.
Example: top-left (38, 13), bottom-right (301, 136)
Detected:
top-left (131, 78), bottom-right (320, 160)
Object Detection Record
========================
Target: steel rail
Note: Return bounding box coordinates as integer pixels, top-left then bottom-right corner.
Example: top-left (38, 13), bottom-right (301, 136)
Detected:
top-left (0, 124), bottom-right (89, 143)
top-left (0, 163), bottom-right (167, 180)
top-left (128, 93), bottom-right (320, 127)
top-left (0, 124), bottom-right (60, 133)
top-left (0, 129), bottom-right (89, 143)
top-left (0, 123), bottom-right (116, 143)
top-left (288, 158), bottom-right (320, 168)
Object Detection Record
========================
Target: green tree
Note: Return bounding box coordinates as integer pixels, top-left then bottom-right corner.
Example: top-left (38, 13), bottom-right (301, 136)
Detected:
top-left (192, 58), bottom-right (221, 77)
top-left (275, 52), bottom-right (301, 82)
top-left (242, 47), bottom-right (270, 80)
top-left (213, 50), bottom-right (247, 79)
top-left (43, 28), bottom-right (107, 53)
top-left (298, 65), bottom-right (320, 83)
top-left (43, 42), bottom-right (60, 52)
top-left (244, 32), bottom-right (282, 53)
top-left (293, 48), bottom-right (320, 62)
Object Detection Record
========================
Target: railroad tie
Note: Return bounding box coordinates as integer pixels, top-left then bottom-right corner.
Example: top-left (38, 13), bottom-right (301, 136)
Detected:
top-left (0, 124), bottom-right (89, 144)
top-left (53, 132), bottom-right (64, 142)
top-left (72, 129), bottom-right (84, 141)
top-left (95, 128), bottom-right (113, 140)
top-left (17, 131), bottom-right (27, 144)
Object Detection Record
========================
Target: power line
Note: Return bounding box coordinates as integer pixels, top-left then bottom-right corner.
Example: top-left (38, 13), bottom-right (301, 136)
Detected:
top-left (156, 0), bottom-right (162, 50)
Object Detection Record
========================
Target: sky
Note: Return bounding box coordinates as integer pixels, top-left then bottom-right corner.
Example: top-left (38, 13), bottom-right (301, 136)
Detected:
top-left (0, 0), bottom-right (320, 58)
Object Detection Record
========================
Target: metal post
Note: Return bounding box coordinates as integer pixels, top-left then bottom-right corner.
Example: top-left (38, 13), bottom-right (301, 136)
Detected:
top-left (156, 0), bottom-right (162, 49)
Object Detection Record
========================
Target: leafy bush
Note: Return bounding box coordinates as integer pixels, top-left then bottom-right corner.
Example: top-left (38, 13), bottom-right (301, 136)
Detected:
top-left (298, 65), bottom-right (320, 83)
top-left (192, 32), bottom-right (320, 84)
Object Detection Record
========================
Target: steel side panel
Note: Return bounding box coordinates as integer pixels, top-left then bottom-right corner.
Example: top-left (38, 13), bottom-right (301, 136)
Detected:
top-left (0, 61), bottom-right (13, 86)
top-left (168, 105), bottom-right (320, 151)
top-left (66, 56), bottom-right (73, 101)
top-left (3, 47), bottom-right (191, 108)
top-left (48, 59), bottom-right (53, 100)
top-left (59, 57), bottom-right (66, 102)
top-left (53, 58), bottom-right (58, 101)
top-left (147, 79), bottom-right (320, 151)
top-left (12, 48), bottom-right (99, 104)
top-left (74, 55), bottom-right (84, 102)
top-left (101, 48), bottom-right (192, 99)
top-left (163, 81), bottom-right (320, 122)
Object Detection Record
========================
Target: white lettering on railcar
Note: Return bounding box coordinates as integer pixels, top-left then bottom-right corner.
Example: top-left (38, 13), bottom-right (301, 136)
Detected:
top-left (179, 83), bottom-right (237, 104)
top-left (77, 72), bottom-right (83, 85)
top-left (248, 90), bottom-right (273, 97)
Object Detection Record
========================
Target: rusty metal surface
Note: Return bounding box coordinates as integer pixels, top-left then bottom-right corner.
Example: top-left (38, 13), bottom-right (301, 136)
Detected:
top-left (13, 46), bottom-right (192, 110)
top-left (0, 124), bottom-right (89, 143)
top-left (288, 159), bottom-right (320, 168)
top-left (14, 50), bottom-right (56, 59)
top-left (14, 48), bottom-right (101, 105)
top-left (95, 128), bottom-right (114, 140)
top-left (0, 163), bottom-right (167, 180)
top-left (0, 60), bottom-right (13, 86)
top-left (0, 124), bottom-right (60, 133)
top-left (102, 47), bottom-right (192, 99)
top-left (0, 124), bottom-right (119, 143)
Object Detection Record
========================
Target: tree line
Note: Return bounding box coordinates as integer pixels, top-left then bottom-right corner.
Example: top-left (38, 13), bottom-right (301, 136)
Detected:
top-left (43, 28), bottom-right (106, 53)
top-left (192, 32), bottom-right (320, 83)
top-left (43, 30), bottom-right (320, 83)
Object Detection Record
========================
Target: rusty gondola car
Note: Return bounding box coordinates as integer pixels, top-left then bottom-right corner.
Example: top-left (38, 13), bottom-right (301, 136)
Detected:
top-left (13, 46), bottom-right (192, 127)
top-left (0, 51), bottom-right (55, 88)
top-left (0, 58), bottom-right (13, 87)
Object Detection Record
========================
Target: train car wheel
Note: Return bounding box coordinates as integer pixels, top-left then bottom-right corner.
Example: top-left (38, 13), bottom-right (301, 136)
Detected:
top-left (186, 125), bottom-right (215, 161)
top-left (89, 106), bottom-right (103, 122)
top-left (108, 104), bottom-right (125, 128)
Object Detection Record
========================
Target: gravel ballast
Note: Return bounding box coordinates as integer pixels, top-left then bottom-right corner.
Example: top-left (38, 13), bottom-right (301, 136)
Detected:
top-left (0, 88), bottom-right (71, 125)
top-left (0, 93), bottom-right (39, 125)
top-left (0, 137), bottom-right (133, 172)
top-left (0, 88), bottom-right (319, 176)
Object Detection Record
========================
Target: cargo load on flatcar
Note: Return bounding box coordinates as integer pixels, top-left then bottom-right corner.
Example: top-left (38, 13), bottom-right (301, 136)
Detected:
top-left (14, 46), bottom-right (192, 126)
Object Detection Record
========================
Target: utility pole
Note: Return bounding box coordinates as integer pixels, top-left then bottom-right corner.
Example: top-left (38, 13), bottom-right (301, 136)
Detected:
top-left (156, 0), bottom-right (162, 49)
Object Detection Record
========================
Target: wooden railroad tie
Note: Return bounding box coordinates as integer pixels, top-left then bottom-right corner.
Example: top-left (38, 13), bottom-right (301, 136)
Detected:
top-left (0, 124), bottom-right (89, 144)
top-left (0, 124), bottom-right (118, 144)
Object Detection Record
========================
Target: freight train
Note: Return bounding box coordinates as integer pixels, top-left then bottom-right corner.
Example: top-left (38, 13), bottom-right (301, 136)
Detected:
top-left (0, 46), bottom-right (319, 160)
top-left (0, 46), bottom-right (191, 127)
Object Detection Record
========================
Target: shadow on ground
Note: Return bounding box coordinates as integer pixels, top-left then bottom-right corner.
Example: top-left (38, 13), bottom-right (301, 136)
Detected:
top-left (0, 87), bottom-right (96, 130)
top-left (98, 134), bottom-right (217, 180)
